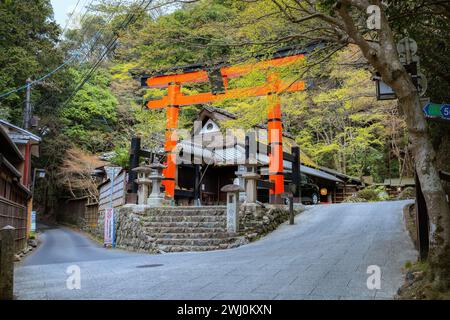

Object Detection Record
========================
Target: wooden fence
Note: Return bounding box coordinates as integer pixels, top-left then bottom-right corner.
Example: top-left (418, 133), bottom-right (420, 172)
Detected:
top-left (333, 185), bottom-right (360, 203)
top-left (98, 170), bottom-right (127, 211)
top-left (0, 197), bottom-right (27, 252)
top-left (85, 202), bottom-right (99, 228)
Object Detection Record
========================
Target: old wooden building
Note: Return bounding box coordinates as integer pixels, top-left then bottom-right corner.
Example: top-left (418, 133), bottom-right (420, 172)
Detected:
top-left (0, 123), bottom-right (33, 251)
top-left (169, 107), bottom-right (353, 205)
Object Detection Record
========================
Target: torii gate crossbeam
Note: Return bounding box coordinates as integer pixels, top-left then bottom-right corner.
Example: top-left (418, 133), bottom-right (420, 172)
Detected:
top-left (141, 53), bottom-right (305, 203)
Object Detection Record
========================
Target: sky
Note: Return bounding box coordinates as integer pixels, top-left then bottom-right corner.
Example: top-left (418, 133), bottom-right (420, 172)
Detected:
top-left (50, 0), bottom-right (84, 28)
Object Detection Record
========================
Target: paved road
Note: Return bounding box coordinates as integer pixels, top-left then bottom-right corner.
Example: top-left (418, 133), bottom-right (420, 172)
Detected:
top-left (15, 201), bottom-right (417, 300)
top-left (22, 224), bottom-right (136, 266)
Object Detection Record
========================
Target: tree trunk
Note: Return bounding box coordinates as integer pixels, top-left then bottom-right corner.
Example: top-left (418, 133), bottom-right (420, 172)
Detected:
top-left (396, 83), bottom-right (450, 289)
top-left (335, 2), bottom-right (450, 289)
top-left (386, 69), bottom-right (450, 289)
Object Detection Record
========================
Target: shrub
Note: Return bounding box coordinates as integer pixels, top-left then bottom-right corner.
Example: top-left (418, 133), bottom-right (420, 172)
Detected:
top-left (344, 185), bottom-right (390, 202)
top-left (397, 186), bottom-right (416, 200)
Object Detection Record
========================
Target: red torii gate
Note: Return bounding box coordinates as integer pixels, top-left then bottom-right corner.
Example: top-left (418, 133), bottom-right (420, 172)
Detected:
top-left (141, 52), bottom-right (306, 203)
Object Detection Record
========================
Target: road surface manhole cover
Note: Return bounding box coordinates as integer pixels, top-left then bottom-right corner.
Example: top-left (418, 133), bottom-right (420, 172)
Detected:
top-left (136, 264), bottom-right (164, 268)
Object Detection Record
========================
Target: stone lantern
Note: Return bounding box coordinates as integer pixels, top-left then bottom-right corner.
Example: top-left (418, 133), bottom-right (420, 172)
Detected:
top-left (242, 158), bottom-right (260, 205)
top-left (241, 150), bottom-right (262, 217)
top-left (132, 164), bottom-right (152, 205)
top-left (147, 162), bottom-right (167, 207)
top-left (234, 165), bottom-right (247, 203)
top-left (221, 184), bottom-right (243, 233)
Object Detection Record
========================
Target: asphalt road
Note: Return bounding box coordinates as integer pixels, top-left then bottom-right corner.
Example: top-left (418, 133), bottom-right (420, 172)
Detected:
top-left (15, 201), bottom-right (417, 300)
top-left (22, 224), bottom-right (135, 266)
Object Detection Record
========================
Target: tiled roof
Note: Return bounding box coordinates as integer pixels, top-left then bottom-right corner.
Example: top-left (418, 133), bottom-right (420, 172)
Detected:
top-left (300, 165), bottom-right (344, 183)
top-left (0, 119), bottom-right (41, 143)
top-left (0, 122), bottom-right (23, 163)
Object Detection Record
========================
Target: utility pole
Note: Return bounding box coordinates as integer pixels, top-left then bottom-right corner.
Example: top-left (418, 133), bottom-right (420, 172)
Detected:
top-left (23, 78), bottom-right (32, 130)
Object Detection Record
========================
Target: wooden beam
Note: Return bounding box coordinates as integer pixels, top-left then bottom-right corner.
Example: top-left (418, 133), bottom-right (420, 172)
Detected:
top-left (257, 142), bottom-right (296, 162)
top-left (257, 180), bottom-right (274, 189)
top-left (292, 146), bottom-right (301, 199)
top-left (128, 137), bottom-right (140, 194)
top-left (175, 189), bottom-right (194, 198)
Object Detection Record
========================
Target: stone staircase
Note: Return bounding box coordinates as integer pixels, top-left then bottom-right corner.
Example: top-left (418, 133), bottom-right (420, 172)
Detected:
top-left (140, 206), bottom-right (240, 252)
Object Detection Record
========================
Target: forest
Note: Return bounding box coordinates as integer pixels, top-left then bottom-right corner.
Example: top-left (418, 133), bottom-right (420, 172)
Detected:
top-left (1, 0), bottom-right (436, 204)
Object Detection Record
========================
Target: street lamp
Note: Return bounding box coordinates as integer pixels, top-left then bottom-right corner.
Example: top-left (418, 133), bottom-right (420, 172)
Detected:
top-left (373, 74), bottom-right (396, 100)
top-left (31, 168), bottom-right (46, 197)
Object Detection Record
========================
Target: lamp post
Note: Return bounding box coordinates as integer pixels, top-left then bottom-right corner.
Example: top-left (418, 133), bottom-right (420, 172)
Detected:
top-left (104, 166), bottom-right (122, 248)
top-left (373, 75), bottom-right (396, 100)
top-left (31, 168), bottom-right (46, 198)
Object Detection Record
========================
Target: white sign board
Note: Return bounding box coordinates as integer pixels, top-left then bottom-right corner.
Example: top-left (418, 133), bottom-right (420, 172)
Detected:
top-left (104, 208), bottom-right (115, 247)
top-left (31, 211), bottom-right (36, 232)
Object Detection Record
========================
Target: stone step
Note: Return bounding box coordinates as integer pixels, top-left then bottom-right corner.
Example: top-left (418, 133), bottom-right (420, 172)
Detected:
top-left (143, 221), bottom-right (226, 228)
top-left (155, 206), bottom-right (226, 210)
top-left (158, 244), bottom-right (229, 252)
top-left (142, 216), bottom-right (226, 223)
top-left (156, 232), bottom-right (237, 239)
top-left (155, 238), bottom-right (234, 246)
top-left (143, 210), bottom-right (226, 217)
top-left (144, 227), bottom-right (227, 233)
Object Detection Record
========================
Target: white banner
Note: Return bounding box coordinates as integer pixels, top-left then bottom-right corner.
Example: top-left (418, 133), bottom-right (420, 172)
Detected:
top-left (104, 208), bottom-right (115, 246)
top-left (31, 211), bottom-right (36, 232)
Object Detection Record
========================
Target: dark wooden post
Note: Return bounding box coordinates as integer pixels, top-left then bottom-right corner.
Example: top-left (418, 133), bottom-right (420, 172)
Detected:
top-left (194, 164), bottom-right (201, 205)
top-left (245, 135), bottom-right (250, 168)
top-left (289, 195), bottom-right (294, 225)
top-left (415, 170), bottom-right (429, 261)
top-left (292, 146), bottom-right (301, 203)
top-left (128, 137), bottom-right (141, 194)
top-left (0, 226), bottom-right (15, 300)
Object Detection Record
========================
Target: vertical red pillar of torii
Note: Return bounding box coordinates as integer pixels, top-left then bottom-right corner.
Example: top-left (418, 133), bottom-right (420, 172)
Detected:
top-left (141, 53), bottom-right (305, 202)
top-left (267, 73), bottom-right (284, 202)
top-left (163, 82), bottom-right (181, 199)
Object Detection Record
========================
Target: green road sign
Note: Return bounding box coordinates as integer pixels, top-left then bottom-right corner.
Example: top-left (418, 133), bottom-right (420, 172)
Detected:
top-left (423, 103), bottom-right (450, 120)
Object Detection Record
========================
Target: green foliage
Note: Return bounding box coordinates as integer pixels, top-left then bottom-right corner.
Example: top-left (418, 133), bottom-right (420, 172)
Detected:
top-left (345, 185), bottom-right (390, 203)
top-left (397, 187), bottom-right (416, 200)
top-left (112, 1), bottom-right (410, 183)
top-left (110, 144), bottom-right (130, 168)
top-left (387, 1), bottom-right (450, 174)
top-left (118, 0), bottom-right (238, 71)
top-left (60, 68), bottom-right (118, 153)
top-left (358, 185), bottom-right (390, 201)
top-left (0, 0), bottom-right (62, 124)
top-left (277, 49), bottom-right (397, 181)
top-left (8, 0), bottom-right (436, 215)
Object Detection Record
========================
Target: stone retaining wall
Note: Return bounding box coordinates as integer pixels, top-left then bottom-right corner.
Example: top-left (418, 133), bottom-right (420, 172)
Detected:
top-left (93, 204), bottom-right (304, 253)
top-left (93, 207), bottom-right (160, 253)
top-left (238, 204), bottom-right (304, 243)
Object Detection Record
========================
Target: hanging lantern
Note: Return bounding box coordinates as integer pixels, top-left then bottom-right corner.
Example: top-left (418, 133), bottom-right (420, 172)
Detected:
top-left (320, 188), bottom-right (328, 196)
top-left (372, 74), bottom-right (396, 100)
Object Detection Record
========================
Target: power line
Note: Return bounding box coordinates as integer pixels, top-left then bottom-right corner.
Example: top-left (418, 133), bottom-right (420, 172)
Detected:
top-left (61, 0), bottom-right (153, 108)
top-left (60, 0), bottom-right (83, 38)
top-left (0, 1), bottom-right (98, 100)
top-left (33, 0), bottom-right (152, 112)
top-left (78, 0), bottom-right (127, 63)
top-left (30, 0), bottom-right (126, 109)
top-left (0, 56), bottom-right (78, 100)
